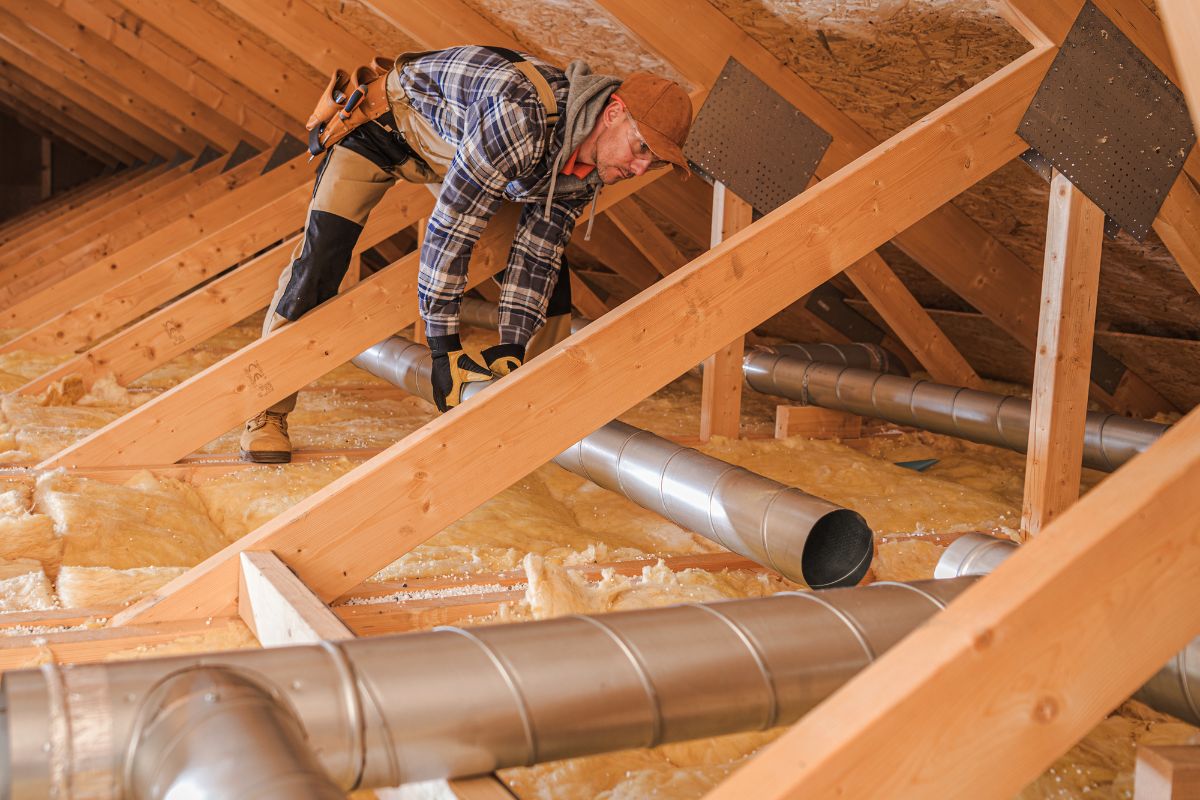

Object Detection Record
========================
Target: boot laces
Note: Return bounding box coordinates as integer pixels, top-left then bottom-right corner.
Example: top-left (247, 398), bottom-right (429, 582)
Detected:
top-left (249, 410), bottom-right (288, 433)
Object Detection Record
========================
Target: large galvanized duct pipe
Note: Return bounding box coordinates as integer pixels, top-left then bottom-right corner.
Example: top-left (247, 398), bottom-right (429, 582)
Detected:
top-left (934, 534), bottom-right (1200, 726)
top-left (457, 297), bottom-right (908, 375)
top-left (2, 577), bottom-right (976, 799)
top-left (743, 352), bottom-right (1169, 472)
top-left (351, 336), bottom-right (873, 589)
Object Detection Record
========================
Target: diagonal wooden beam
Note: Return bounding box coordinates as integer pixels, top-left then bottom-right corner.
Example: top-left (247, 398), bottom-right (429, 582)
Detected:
top-left (0, 165), bottom-right (139, 244)
top-left (0, 3), bottom-right (202, 155)
top-left (1160, 0), bottom-right (1200, 135)
top-left (214, 0), bottom-right (375, 74)
top-left (597, 0), bottom-right (1174, 416)
top-left (1022, 171), bottom-right (1106, 537)
top-left (43, 167), bottom-right (668, 471)
top-left (705, 405), bottom-right (1200, 799)
top-left (0, 41), bottom-right (161, 161)
top-left (106, 45), bottom-right (1055, 625)
top-left (360, 0), bottom-right (517, 50)
top-left (0, 151), bottom-right (293, 329)
top-left (110, 0), bottom-right (320, 123)
top-left (13, 0), bottom-right (246, 151)
top-left (606, 199), bottom-right (689, 276)
top-left (5, 181), bottom-right (312, 355)
top-left (18, 185), bottom-right (432, 395)
top-left (570, 215), bottom-right (662, 290)
top-left (0, 87), bottom-right (121, 165)
top-left (48, 0), bottom-right (278, 149)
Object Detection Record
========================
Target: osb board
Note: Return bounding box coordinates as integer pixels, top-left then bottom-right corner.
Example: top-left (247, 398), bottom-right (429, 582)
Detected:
top-left (460, 0), bottom-right (690, 86)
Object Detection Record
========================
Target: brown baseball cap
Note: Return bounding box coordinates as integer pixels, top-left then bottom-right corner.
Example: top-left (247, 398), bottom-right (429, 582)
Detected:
top-left (613, 72), bottom-right (693, 174)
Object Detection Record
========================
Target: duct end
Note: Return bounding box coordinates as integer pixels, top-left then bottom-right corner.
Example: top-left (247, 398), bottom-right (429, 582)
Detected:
top-left (801, 510), bottom-right (874, 589)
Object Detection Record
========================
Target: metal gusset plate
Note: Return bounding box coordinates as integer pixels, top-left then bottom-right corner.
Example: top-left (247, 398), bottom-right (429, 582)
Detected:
top-left (683, 57), bottom-right (832, 215)
top-left (1016, 0), bottom-right (1196, 241)
top-left (1019, 147), bottom-right (1123, 239)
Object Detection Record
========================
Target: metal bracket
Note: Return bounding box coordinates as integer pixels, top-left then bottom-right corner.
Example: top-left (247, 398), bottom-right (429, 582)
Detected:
top-left (683, 57), bottom-right (832, 215)
top-left (1017, 0), bottom-right (1196, 241)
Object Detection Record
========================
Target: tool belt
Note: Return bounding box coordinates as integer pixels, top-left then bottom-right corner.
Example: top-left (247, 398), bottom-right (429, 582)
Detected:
top-left (305, 48), bottom-right (561, 164)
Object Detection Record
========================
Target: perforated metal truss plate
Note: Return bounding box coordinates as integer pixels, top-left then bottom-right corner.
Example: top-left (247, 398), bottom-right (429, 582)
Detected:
top-left (683, 57), bottom-right (832, 215)
top-left (1017, 0), bottom-right (1195, 241)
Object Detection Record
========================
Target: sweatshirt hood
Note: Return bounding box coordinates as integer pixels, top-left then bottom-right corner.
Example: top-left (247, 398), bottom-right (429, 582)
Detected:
top-left (542, 60), bottom-right (621, 227)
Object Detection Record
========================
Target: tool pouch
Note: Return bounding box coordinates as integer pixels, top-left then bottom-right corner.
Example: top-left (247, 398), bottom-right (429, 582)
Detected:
top-left (306, 58), bottom-right (394, 158)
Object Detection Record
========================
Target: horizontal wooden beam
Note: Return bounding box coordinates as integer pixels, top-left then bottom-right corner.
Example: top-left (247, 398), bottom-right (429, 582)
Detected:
top-left (107, 46), bottom-right (1055, 625)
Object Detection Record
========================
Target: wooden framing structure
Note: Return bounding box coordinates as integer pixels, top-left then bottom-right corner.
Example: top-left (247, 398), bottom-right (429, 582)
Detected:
top-left (1, 0), bottom-right (1199, 797)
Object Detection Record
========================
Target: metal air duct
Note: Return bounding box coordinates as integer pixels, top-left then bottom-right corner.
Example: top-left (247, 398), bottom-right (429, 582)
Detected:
top-left (352, 336), bottom-right (873, 589)
top-left (743, 352), bottom-right (1168, 472)
top-left (2, 577), bottom-right (974, 798)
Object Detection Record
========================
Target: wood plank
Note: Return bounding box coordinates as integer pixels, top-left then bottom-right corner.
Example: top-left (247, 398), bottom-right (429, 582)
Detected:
top-left (845, 253), bottom-right (984, 388)
top-left (0, 87), bottom-right (122, 165)
top-left (568, 272), bottom-right (611, 320)
top-left (63, 0), bottom-right (290, 145)
top-left (44, 163), bottom-right (671, 471)
top-left (704, 402), bottom-right (1200, 799)
top-left (1135, 745), bottom-right (1200, 800)
top-left (572, 214), bottom-right (662, 290)
top-left (699, 183), bottom-right (751, 441)
top-left (0, 33), bottom-right (167, 160)
top-left (10, 0), bottom-right (245, 151)
top-left (775, 406), bottom-right (862, 440)
top-left (1160, 0), bottom-right (1200, 135)
top-left (239, 551), bottom-right (354, 645)
top-left (606, 197), bottom-right (690, 276)
top-left (0, 617), bottom-right (245, 674)
top-left (0, 152), bottom-right (301, 330)
top-left (1153, 172), bottom-right (1200, 295)
top-left (111, 0), bottom-right (320, 123)
top-left (19, 184), bottom-right (433, 394)
top-left (360, 0), bottom-right (517, 50)
top-left (1021, 171), bottom-right (1105, 537)
top-left (215, 0), bottom-right (375, 74)
top-left (597, 0), bottom-right (1175, 417)
top-left (5, 181), bottom-right (312, 356)
top-left (3, 154), bottom-right (221, 288)
top-left (105, 47), bottom-right (1055, 625)
top-left (0, 4), bottom-right (200, 155)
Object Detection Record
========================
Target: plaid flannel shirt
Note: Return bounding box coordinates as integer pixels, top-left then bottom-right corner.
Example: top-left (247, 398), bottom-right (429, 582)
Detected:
top-left (399, 46), bottom-right (601, 344)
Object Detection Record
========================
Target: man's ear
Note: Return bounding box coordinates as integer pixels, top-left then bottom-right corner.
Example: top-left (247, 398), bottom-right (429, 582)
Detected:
top-left (603, 98), bottom-right (625, 126)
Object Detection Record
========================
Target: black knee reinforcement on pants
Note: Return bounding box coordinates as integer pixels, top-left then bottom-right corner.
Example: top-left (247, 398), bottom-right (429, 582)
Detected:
top-left (275, 210), bottom-right (363, 320)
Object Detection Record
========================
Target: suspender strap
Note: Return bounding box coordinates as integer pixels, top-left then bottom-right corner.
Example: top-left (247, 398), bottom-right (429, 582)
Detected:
top-left (485, 46), bottom-right (560, 127)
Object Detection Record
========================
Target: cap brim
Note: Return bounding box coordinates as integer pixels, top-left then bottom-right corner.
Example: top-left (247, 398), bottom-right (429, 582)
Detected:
top-left (641, 126), bottom-right (691, 176)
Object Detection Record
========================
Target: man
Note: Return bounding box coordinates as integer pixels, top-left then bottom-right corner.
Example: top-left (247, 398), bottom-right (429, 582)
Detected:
top-left (240, 45), bottom-right (692, 464)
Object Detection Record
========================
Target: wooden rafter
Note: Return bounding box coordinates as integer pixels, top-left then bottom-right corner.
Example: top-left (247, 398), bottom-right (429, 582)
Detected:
top-left (42, 167), bottom-right (667, 471)
top-left (103, 45), bottom-right (1055, 624)
top-left (1160, 0), bottom-right (1200, 134)
top-left (110, 0), bottom-right (320, 123)
top-left (0, 87), bottom-right (120, 166)
top-left (597, 0), bottom-right (1174, 417)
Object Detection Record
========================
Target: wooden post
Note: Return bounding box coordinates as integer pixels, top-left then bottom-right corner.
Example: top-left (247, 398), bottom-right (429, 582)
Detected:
top-left (1135, 745), bottom-right (1200, 800)
top-left (38, 138), bottom-right (51, 200)
top-left (700, 182), bottom-right (753, 441)
top-left (1021, 171), bottom-right (1105, 537)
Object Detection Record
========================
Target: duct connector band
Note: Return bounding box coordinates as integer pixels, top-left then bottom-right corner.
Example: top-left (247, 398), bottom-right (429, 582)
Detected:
top-left (352, 336), bottom-right (874, 589)
top-left (743, 352), bottom-right (1169, 472)
top-left (933, 532), bottom-right (1200, 727)
top-left (1, 579), bottom-right (974, 799)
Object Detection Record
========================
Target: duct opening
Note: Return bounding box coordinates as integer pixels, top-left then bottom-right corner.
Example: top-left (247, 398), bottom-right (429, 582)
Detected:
top-left (800, 509), bottom-right (873, 588)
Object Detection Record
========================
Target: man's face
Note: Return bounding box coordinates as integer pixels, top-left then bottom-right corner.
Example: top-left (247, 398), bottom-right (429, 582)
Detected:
top-left (592, 106), bottom-right (667, 185)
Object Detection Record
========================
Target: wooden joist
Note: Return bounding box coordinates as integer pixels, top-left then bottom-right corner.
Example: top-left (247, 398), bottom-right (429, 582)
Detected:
top-left (1160, 0), bottom-right (1200, 134)
top-left (215, 0), bottom-right (375, 74)
top-left (19, 184), bottom-right (432, 395)
top-left (361, 0), bottom-right (516, 50)
top-left (606, 199), bottom-right (690, 277)
top-left (111, 0), bottom-right (320, 123)
top-left (1136, 745), bottom-right (1200, 800)
top-left (105, 45), bottom-right (1055, 625)
top-left (699, 182), bottom-right (751, 441)
top-left (0, 151), bottom-right (293, 331)
top-left (705, 401), bottom-right (1200, 799)
top-left (41, 166), bottom-right (663, 470)
top-left (595, 0), bottom-right (1174, 417)
top-left (1021, 171), bottom-right (1106, 537)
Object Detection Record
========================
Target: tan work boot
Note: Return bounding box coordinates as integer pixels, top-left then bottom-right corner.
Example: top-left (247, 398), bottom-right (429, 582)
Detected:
top-left (239, 410), bottom-right (292, 463)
